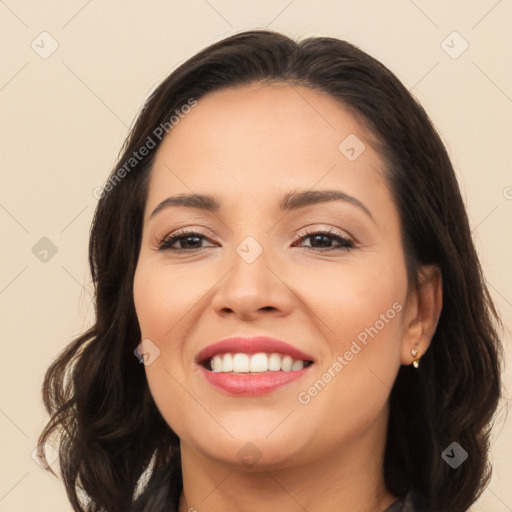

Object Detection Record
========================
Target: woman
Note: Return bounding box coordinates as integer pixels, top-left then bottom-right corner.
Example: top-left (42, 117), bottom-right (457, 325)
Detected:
top-left (39, 30), bottom-right (504, 512)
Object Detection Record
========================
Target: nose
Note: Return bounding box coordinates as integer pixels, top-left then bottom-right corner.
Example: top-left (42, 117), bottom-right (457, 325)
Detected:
top-left (211, 242), bottom-right (295, 321)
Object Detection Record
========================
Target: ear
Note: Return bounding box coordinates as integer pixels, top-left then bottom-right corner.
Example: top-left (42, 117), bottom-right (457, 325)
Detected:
top-left (400, 264), bottom-right (443, 366)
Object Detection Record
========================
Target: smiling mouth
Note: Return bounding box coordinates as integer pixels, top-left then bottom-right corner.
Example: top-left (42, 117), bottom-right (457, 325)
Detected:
top-left (202, 352), bottom-right (314, 373)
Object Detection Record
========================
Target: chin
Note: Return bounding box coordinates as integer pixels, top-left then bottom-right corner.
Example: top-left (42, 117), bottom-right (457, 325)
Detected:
top-left (201, 437), bottom-right (306, 470)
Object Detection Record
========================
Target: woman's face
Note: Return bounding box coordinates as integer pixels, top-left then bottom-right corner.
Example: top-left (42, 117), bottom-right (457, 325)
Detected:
top-left (133, 83), bottom-right (412, 469)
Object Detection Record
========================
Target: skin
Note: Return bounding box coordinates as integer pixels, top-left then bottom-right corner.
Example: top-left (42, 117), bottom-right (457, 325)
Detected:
top-left (133, 83), bottom-right (442, 512)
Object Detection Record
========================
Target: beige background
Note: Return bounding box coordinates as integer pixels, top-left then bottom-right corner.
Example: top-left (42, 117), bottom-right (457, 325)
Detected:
top-left (1, 1), bottom-right (511, 510)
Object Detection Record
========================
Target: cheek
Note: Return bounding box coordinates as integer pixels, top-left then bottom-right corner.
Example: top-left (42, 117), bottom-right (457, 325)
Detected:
top-left (132, 263), bottom-right (193, 391)
top-left (293, 255), bottom-right (406, 347)
top-left (133, 262), bottom-right (199, 437)
top-left (133, 261), bottom-right (205, 341)
top-left (292, 257), bottom-right (405, 427)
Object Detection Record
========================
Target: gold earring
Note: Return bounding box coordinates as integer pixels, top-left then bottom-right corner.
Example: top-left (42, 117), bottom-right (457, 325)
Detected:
top-left (411, 348), bottom-right (421, 368)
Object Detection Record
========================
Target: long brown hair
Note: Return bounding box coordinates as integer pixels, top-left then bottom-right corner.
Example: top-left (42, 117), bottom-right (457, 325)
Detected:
top-left (39, 30), bottom-right (504, 512)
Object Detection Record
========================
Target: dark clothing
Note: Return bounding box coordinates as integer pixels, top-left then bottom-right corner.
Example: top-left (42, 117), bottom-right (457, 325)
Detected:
top-left (160, 486), bottom-right (425, 511)
top-left (133, 469), bottom-right (427, 511)
top-left (384, 490), bottom-right (427, 511)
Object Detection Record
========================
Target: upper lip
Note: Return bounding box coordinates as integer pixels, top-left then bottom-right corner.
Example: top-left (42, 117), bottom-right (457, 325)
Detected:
top-left (195, 336), bottom-right (316, 365)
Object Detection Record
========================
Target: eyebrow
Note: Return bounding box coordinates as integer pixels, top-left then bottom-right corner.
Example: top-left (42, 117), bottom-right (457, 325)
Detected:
top-left (149, 189), bottom-right (374, 221)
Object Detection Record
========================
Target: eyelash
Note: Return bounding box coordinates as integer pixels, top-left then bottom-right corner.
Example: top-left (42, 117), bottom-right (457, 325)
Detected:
top-left (157, 227), bottom-right (355, 252)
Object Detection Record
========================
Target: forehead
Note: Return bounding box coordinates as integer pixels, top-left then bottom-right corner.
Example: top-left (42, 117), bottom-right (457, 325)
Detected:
top-left (157, 83), bottom-right (370, 161)
top-left (146, 83), bottom-right (391, 215)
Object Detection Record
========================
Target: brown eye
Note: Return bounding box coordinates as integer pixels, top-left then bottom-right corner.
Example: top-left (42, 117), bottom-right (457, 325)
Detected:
top-left (158, 232), bottom-right (214, 251)
top-left (294, 229), bottom-right (354, 251)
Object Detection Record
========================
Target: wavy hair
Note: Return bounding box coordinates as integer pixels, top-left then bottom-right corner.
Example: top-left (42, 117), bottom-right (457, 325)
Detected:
top-left (39, 30), bottom-right (504, 512)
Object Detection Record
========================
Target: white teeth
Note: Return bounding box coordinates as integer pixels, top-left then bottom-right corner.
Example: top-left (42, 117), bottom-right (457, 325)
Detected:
top-left (291, 359), bottom-right (304, 371)
top-left (268, 353), bottom-right (281, 371)
top-left (249, 352), bottom-right (268, 373)
top-left (209, 352), bottom-right (309, 373)
top-left (222, 352), bottom-right (233, 372)
top-left (281, 355), bottom-right (293, 372)
top-left (212, 355), bottom-right (223, 372)
top-left (233, 353), bottom-right (250, 373)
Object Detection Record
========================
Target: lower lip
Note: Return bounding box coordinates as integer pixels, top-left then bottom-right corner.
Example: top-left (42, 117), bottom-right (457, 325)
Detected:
top-left (199, 365), bottom-right (313, 396)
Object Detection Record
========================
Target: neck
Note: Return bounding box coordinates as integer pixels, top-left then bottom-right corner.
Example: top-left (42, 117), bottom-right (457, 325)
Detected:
top-left (177, 408), bottom-right (397, 512)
